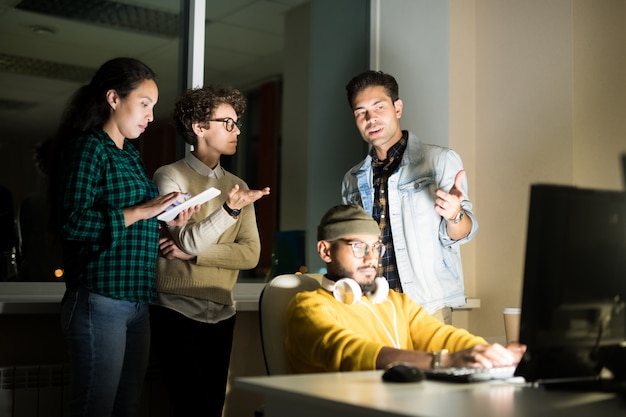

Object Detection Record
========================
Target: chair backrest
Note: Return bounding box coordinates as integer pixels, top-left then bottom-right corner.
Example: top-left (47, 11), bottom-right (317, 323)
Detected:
top-left (259, 273), bottom-right (322, 375)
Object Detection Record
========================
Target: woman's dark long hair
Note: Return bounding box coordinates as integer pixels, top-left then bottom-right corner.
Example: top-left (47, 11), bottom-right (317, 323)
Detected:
top-left (46, 57), bottom-right (156, 226)
top-left (57, 57), bottom-right (156, 142)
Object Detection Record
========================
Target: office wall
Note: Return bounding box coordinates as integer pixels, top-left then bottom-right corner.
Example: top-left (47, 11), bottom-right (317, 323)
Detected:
top-left (476, 0), bottom-right (625, 339)
top-left (472, 0), bottom-right (575, 339)
top-left (281, 0), bottom-right (370, 273)
top-left (372, 0), bottom-right (626, 340)
top-left (370, 0), bottom-right (450, 148)
top-left (572, 0), bottom-right (626, 188)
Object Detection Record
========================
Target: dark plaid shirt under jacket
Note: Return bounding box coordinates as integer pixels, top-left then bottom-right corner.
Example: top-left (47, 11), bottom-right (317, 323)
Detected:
top-left (55, 129), bottom-right (160, 303)
top-left (371, 131), bottom-right (408, 292)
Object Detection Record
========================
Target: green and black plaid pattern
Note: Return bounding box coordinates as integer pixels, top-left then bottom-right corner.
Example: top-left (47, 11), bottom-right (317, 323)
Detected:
top-left (56, 129), bottom-right (160, 303)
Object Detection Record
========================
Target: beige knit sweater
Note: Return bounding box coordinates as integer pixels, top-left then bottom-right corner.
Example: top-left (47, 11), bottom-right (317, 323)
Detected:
top-left (153, 157), bottom-right (261, 306)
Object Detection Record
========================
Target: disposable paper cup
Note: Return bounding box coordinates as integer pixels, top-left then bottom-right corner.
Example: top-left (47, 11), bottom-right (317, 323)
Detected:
top-left (503, 307), bottom-right (521, 345)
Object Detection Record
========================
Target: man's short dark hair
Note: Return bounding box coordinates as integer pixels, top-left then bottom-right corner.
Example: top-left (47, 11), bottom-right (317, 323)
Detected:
top-left (345, 70), bottom-right (400, 109)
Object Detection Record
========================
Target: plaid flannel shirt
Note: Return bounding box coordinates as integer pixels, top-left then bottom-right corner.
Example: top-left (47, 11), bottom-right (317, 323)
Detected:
top-left (55, 129), bottom-right (159, 303)
top-left (371, 132), bottom-right (408, 291)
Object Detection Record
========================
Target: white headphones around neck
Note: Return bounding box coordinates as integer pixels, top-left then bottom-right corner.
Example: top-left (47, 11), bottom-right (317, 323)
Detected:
top-left (322, 276), bottom-right (389, 305)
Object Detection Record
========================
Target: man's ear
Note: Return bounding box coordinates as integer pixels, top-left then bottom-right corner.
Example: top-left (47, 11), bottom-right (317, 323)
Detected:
top-left (317, 240), bottom-right (332, 263)
top-left (394, 98), bottom-right (403, 119)
top-left (105, 89), bottom-right (119, 110)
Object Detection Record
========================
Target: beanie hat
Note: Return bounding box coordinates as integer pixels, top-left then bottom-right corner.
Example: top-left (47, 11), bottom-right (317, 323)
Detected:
top-left (317, 204), bottom-right (381, 241)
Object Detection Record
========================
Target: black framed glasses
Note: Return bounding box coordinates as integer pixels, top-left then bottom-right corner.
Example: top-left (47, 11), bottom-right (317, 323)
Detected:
top-left (209, 117), bottom-right (242, 132)
top-left (337, 239), bottom-right (386, 259)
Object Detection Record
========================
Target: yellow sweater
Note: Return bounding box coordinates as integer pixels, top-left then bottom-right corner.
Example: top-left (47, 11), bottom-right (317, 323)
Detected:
top-left (153, 157), bottom-right (261, 306)
top-left (285, 288), bottom-right (487, 373)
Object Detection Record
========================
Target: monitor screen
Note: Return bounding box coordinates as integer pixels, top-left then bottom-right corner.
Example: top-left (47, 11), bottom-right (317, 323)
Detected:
top-left (515, 184), bottom-right (626, 385)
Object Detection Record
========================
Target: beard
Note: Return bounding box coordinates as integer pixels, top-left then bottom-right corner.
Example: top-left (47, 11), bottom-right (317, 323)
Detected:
top-left (359, 281), bottom-right (377, 294)
top-left (327, 264), bottom-right (377, 294)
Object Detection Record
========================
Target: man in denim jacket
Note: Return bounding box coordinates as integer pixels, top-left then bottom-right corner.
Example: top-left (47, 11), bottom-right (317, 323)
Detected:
top-left (341, 70), bottom-right (478, 324)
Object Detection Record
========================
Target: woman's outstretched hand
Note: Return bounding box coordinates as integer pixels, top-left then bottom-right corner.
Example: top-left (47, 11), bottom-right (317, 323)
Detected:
top-left (225, 184), bottom-right (271, 210)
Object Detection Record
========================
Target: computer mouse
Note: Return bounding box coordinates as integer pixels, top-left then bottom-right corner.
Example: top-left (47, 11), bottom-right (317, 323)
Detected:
top-left (382, 362), bottom-right (425, 383)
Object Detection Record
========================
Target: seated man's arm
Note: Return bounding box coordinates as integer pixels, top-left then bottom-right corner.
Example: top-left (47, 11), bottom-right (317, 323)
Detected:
top-left (377, 343), bottom-right (525, 369)
top-left (378, 294), bottom-right (525, 369)
top-left (285, 290), bottom-right (384, 373)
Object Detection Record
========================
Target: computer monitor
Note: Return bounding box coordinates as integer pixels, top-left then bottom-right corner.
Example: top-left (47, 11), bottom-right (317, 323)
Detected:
top-left (515, 184), bottom-right (626, 388)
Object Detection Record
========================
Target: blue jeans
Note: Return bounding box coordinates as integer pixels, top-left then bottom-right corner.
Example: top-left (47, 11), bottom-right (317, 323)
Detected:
top-left (61, 288), bottom-right (150, 417)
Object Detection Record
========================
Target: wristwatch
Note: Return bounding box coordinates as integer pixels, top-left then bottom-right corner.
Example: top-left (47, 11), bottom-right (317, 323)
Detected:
top-left (431, 349), bottom-right (448, 369)
top-left (223, 202), bottom-right (241, 218)
top-left (449, 210), bottom-right (465, 224)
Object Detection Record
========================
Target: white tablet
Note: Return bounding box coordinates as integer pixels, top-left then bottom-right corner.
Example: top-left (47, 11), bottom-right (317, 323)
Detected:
top-left (157, 187), bottom-right (221, 222)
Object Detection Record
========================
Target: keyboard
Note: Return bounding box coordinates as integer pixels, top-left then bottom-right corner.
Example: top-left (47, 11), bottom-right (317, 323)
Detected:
top-left (424, 366), bottom-right (518, 383)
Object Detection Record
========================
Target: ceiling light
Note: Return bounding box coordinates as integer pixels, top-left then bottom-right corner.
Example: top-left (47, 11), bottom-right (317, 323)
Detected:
top-left (29, 25), bottom-right (57, 36)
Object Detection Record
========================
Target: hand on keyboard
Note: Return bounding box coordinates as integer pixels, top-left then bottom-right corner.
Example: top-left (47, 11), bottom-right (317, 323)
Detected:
top-left (444, 343), bottom-right (526, 369)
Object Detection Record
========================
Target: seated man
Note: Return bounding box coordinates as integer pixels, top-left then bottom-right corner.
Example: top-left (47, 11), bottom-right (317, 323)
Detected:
top-left (285, 204), bottom-right (525, 373)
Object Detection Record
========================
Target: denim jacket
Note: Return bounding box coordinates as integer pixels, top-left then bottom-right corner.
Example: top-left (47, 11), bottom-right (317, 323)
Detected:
top-left (341, 132), bottom-right (478, 313)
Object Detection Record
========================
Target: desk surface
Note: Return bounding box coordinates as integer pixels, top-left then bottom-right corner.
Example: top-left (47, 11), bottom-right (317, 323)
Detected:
top-left (235, 370), bottom-right (625, 417)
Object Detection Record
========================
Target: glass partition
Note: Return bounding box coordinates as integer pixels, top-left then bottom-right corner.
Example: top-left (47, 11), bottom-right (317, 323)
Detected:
top-left (0, 0), bottom-right (185, 282)
top-left (0, 0), bottom-right (308, 284)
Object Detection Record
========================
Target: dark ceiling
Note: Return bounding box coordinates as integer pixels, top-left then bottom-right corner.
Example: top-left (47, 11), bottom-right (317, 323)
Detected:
top-left (0, 0), bottom-right (307, 146)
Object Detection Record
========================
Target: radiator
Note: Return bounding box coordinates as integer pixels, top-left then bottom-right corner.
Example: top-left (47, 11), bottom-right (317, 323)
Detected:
top-left (0, 364), bottom-right (70, 417)
top-left (0, 363), bottom-right (170, 417)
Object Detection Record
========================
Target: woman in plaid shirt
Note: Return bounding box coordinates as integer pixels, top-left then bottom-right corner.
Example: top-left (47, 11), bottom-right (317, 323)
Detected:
top-left (48, 57), bottom-right (193, 417)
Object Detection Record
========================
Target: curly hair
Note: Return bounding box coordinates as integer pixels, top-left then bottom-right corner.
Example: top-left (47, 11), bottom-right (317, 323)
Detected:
top-left (345, 70), bottom-right (399, 110)
top-left (173, 85), bottom-right (246, 146)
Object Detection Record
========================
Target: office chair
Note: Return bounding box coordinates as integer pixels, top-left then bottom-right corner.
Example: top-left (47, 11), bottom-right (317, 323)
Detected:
top-left (258, 273), bottom-right (323, 375)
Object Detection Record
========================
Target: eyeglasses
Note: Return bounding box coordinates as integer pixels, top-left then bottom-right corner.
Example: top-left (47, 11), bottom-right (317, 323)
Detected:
top-left (209, 117), bottom-right (242, 132)
top-left (337, 239), bottom-right (386, 259)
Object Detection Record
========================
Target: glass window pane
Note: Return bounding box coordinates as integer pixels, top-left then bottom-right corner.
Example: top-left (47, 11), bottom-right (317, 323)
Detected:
top-left (202, 1), bottom-right (309, 280)
top-left (0, 0), bottom-right (184, 282)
